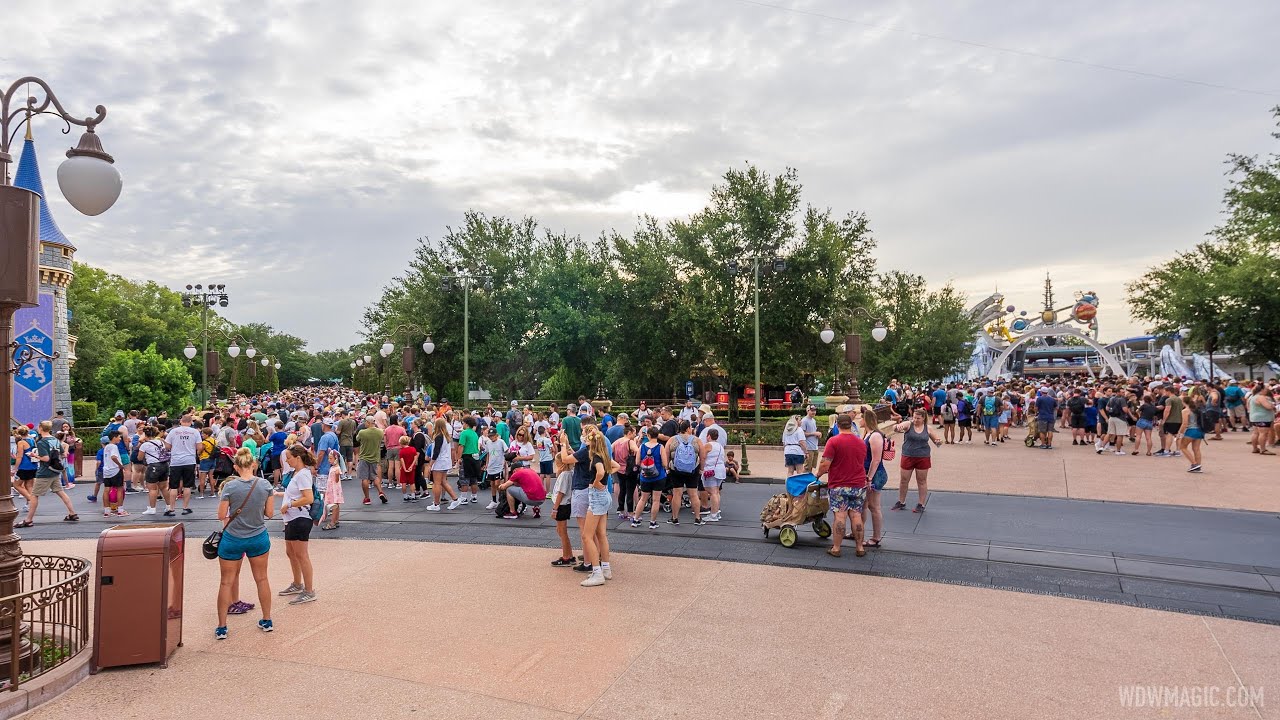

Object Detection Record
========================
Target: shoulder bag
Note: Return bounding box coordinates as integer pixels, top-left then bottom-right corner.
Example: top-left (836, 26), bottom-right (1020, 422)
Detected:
top-left (203, 478), bottom-right (259, 560)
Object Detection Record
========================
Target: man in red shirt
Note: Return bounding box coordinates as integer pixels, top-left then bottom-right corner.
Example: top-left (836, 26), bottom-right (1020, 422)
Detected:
top-left (499, 466), bottom-right (547, 519)
top-left (815, 412), bottom-right (869, 557)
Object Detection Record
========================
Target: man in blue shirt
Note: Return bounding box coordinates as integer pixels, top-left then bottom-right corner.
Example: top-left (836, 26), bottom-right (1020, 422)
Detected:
top-left (316, 418), bottom-right (341, 477)
top-left (931, 385), bottom-right (948, 425)
top-left (1223, 379), bottom-right (1246, 431)
top-left (1034, 389), bottom-right (1058, 450)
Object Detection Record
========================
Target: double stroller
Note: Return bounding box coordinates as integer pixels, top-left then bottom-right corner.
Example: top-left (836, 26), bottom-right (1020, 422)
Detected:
top-left (760, 473), bottom-right (832, 548)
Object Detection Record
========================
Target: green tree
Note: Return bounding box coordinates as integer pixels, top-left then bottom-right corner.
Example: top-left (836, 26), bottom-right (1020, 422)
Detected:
top-left (94, 343), bottom-right (195, 415)
top-left (1129, 107), bottom-right (1280, 363)
top-left (856, 272), bottom-right (974, 393)
top-left (68, 262), bottom-right (204, 402)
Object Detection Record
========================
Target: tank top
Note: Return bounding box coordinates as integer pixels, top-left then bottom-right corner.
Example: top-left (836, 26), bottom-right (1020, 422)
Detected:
top-left (703, 442), bottom-right (725, 479)
top-left (639, 441), bottom-right (665, 480)
top-left (1248, 395), bottom-right (1276, 423)
top-left (901, 424), bottom-right (932, 458)
top-left (16, 439), bottom-right (36, 471)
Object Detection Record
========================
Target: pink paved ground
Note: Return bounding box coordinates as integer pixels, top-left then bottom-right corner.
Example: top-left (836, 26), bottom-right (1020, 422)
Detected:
top-left (740, 432), bottom-right (1280, 512)
top-left (21, 538), bottom-right (1279, 719)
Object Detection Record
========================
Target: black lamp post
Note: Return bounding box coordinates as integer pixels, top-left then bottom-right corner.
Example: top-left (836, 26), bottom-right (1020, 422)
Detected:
top-left (0, 76), bottom-right (122, 674)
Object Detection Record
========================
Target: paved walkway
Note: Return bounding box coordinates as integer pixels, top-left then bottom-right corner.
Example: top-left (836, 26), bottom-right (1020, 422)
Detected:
top-left (738, 434), bottom-right (1280, 511)
top-left (22, 538), bottom-right (1279, 719)
top-left (18, 478), bottom-right (1280, 624)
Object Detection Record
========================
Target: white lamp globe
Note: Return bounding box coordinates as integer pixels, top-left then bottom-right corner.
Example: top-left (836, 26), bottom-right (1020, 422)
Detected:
top-left (57, 152), bottom-right (122, 216)
top-left (260, 357), bottom-right (269, 367)
top-left (356, 359), bottom-right (364, 367)
top-left (381, 341), bottom-right (394, 357)
top-left (871, 325), bottom-right (888, 342)
top-left (363, 354), bottom-right (371, 364)
top-left (183, 342), bottom-right (197, 359)
top-left (350, 362), bottom-right (356, 369)
top-left (246, 346), bottom-right (257, 359)
top-left (227, 342), bottom-right (241, 358)
top-left (422, 337), bottom-right (435, 355)
top-left (274, 362), bottom-right (280, 370)
top-left (819, 327), bottom-right (835, 344)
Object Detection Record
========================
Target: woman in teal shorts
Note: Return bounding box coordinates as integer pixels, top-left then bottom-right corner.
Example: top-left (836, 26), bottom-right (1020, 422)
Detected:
top-left (215, 447), bottom-right (276, 640)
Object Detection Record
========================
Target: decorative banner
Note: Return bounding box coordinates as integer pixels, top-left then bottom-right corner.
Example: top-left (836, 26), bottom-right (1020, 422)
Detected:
top-left (12, 292), bottom-right (55, 427)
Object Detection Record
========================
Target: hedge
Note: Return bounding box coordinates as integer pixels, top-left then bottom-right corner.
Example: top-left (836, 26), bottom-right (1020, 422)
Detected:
top-left (70, 401), bottom-right (99, 425)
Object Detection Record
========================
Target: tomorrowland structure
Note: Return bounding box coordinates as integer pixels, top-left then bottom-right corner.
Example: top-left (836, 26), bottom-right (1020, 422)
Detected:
top-left (959, 275), bottom-right (1279, 382)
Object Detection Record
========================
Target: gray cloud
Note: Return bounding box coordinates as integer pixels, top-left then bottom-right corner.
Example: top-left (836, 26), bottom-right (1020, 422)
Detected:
top-left (6, 0), bottom-right (1278, 351)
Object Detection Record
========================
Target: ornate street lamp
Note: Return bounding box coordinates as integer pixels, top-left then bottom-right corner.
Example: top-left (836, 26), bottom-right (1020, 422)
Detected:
top-left (819, 307), bottom-right (888, 406)
top-left (0, 76), bottom-right (121, 673)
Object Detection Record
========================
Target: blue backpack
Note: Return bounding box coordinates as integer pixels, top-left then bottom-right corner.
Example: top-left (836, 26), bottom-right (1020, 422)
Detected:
top-left (672, 436), bottom-right (698, 472)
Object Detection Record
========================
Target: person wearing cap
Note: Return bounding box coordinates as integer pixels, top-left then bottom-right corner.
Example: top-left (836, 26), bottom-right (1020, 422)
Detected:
top-left (799, 405), bottom-right (821, 471)
top-left (315, 418), bottom-right (340, 478)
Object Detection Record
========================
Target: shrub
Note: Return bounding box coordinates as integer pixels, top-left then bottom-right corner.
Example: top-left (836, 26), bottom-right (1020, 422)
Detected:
top-left (70, 401), bottom-right (98, 425)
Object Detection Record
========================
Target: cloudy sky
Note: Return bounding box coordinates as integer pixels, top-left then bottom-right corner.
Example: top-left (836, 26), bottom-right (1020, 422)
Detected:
top-left (7, 0), bottom-right (1278, 351)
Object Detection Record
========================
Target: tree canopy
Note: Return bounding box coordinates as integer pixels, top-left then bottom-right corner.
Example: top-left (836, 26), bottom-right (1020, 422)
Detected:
top-left (1129, 106), bottom-right (1280, 363)
top-left (364, 163), bottom-right (974, 410)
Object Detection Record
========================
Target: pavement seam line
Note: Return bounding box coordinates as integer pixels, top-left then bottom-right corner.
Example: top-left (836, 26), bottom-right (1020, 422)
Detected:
top-left (198, 642), bottom-right (576, 716)
top-left (575, 560), bottom-right (730, 719)
top-left (1199, 616), bottom-right (1264, 720)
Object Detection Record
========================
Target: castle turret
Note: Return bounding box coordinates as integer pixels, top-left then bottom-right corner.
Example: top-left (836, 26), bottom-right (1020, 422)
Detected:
top-left (12, 126), bottom-right (75, 425)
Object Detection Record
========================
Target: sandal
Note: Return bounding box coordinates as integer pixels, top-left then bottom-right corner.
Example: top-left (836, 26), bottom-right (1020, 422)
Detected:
top-left (14, 521), bottom-right (33, 529)
top-left (855, 548), bottom-right (866, 557)
top-left (864, 538), bottom-right (882, 548)
top-left (63, 514), bottom-right (79, 522)
top-left (1262, 450), bottom-right (1276, 456)
top-left (826, 548), bottom-right (841, 558)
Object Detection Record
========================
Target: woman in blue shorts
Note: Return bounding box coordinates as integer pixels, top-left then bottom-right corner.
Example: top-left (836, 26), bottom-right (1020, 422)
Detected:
top-left (215, 447), bottom-right (276, 640)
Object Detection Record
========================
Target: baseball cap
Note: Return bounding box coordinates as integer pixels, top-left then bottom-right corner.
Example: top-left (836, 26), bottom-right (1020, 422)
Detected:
top-left (322, 417), bottom-right (335, 425)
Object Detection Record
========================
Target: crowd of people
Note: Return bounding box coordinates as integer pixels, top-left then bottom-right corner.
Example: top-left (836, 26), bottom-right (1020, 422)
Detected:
top-left (877, 374), bottom-right (1280, 474)
top-left (7, 371), bottom-right (1278, 636)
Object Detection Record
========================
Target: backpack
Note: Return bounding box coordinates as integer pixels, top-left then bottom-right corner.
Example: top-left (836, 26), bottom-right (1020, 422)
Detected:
top-left (639, 443), bottom-right (659, 479)
top-left (982, 396), bottom-right (997, 416)
top-left (43, 438), bottom-right (64, 472)
top-left (198, 437), bottom-right (216, 461)
top-left (672, 436), bottom-right (698, 473)
top-left (941, 403), bottom-right (956, 421)
top-left (213, 447), bottom-right (235, 479)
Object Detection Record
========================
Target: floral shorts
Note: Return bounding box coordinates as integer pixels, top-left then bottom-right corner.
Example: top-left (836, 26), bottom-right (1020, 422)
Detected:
top-left (828, 486), bottom-right (867, 513)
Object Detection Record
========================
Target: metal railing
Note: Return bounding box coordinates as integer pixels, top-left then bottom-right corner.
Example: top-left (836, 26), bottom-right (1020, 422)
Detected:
top-left (0, 554), bottom-right (91, 691)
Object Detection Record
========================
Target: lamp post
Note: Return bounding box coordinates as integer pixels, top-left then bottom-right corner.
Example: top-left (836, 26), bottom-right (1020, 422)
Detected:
top-left (382, 323), bottom-right (434, 397)
top-left (180, 283), bottom-right (229, 406)
top-left (726, 253), bottom-right (786, 436)
top-left (441, 271), bottom-right (492, 409)
top-left (0, 76), bottom-right (122, 674)
top-left (819, 307), bottom-right (888, 406)
top-left (187, 333), bottom-right (252, 400)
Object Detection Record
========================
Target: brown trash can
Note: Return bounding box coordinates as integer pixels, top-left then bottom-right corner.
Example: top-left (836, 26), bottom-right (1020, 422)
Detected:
top-left (91, 523), bottom-right (185, 672)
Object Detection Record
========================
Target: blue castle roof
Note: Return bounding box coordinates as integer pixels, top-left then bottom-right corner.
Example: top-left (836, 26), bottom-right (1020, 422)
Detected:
top-left (13, 136), bottom-right (74, 250)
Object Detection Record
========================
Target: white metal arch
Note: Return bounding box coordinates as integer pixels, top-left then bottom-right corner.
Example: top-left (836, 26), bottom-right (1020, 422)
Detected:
top-left (985, 325), bottom-right (1126, 380)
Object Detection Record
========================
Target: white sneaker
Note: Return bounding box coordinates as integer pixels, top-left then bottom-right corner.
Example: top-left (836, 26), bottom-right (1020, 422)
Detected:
top-left (485, 501), bottom-right (499, 510)
top-left (602, 565), bottom-right (612, 580)
top-left (1114, 451), bottom-right (1125, 455)
top-left (424, 504), bottom-right (441, 511)
top-left (142, 507), bottom-right (157, 515)
top-left (580, 570), bottom-right (605, 587)
top-left (447, 499), bottom-right (462, 510)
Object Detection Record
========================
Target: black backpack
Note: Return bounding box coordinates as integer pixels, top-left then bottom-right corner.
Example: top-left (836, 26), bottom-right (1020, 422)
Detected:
top-left (44, 438), bottom-right (64, 472)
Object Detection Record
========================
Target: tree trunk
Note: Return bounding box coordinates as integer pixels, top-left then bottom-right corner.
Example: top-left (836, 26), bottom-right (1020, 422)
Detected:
top-left (726, 374), bottom-right (738, 422)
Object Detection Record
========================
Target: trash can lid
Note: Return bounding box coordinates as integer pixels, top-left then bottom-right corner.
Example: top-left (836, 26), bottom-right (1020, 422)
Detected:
top-left (97, 523), bottom-right (185, 556)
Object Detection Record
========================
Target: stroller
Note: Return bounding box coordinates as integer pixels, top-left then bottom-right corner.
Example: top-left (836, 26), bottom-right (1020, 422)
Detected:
top-left (1024, 422), bottom-right (1038, 447)
top-left (760, 473), bottom-right (832, 548)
